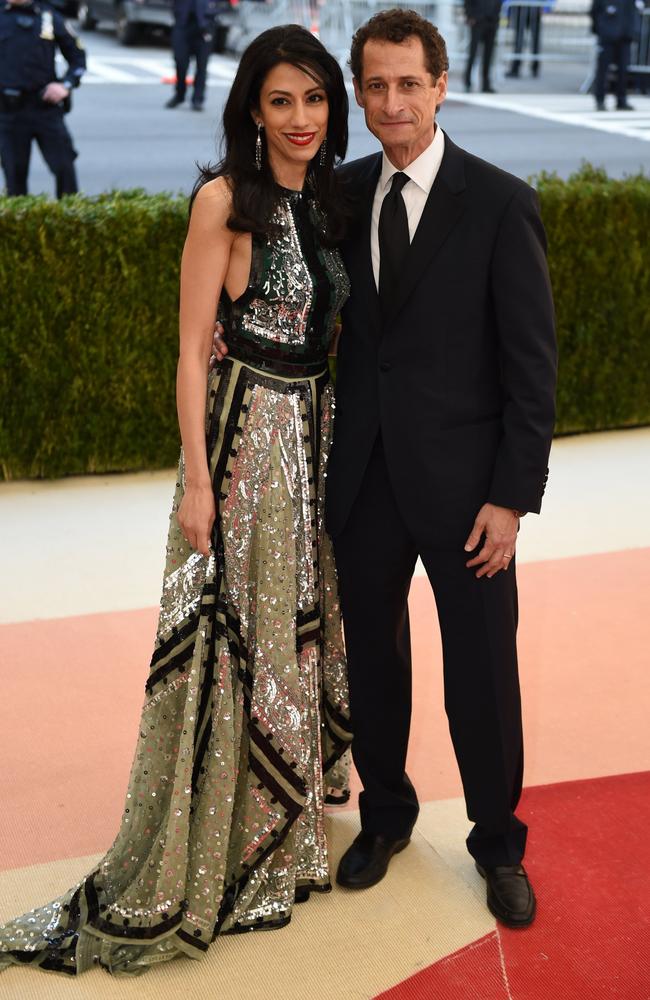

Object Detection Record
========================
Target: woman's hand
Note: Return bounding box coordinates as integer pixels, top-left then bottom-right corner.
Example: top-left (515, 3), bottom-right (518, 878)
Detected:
top-left (177, 482), bottom-right (216, 557)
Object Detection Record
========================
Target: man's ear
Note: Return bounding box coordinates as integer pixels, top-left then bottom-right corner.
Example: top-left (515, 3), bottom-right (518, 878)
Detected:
top-left (352, 77), bottom-right (365, 109)
top-left (434, 71), bottom-right (448, 108)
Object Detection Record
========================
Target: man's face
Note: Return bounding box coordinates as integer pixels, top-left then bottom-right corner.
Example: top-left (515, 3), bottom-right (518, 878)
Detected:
top-left (353, 36), bottom-right (447, 162)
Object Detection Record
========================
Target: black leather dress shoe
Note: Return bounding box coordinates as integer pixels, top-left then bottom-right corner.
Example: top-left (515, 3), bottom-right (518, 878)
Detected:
top-left (165, 96), bottom-right (184, 109)
top-left (476, 863), bottom-right (536, 928)
top-left (336, 832), bottom-right (410, 889)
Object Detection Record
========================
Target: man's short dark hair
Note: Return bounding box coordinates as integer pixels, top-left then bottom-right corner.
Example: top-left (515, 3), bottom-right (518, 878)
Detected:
top-left (349, 8), bottom-right (449, 83)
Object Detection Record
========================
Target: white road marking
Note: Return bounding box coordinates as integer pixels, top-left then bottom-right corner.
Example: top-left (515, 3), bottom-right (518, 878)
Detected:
top-left (83, 61), bottom-right (143, 83)
top-left (449, 90), bottom-right (650, 142)
top-left (81, 55), bottom-right (237, 85)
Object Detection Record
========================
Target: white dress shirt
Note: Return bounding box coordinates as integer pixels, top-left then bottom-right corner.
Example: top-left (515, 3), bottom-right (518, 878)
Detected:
top-left (371, 125), bottom-right (446, 289)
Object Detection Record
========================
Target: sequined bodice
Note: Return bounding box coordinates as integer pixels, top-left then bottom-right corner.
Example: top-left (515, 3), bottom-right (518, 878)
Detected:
top-left (218, 189), bottom-right (349, 377)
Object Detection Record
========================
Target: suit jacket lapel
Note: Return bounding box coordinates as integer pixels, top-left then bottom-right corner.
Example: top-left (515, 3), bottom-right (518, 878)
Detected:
top-left (383, 136), bottom-right (467, 325)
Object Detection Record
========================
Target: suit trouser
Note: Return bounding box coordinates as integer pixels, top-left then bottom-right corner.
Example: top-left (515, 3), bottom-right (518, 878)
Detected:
top-left (172, 20), bottom-right (213, 105)
top-left (464, 18), bottom-right (499, 89)
top-left (332, 439), bottom-right (528, 867)
top-left (0, 104), bottom-right (78, 198)
top-left (509, 7), bottom-right (542, 75)
top-left (594, 38), bottom-right (631, 105)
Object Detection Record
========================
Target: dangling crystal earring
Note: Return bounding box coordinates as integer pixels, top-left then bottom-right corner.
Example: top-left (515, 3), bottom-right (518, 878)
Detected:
top-left (255, 122), bottom-right (263, 171)
top-left (319, 137), bottom-right (327, 167)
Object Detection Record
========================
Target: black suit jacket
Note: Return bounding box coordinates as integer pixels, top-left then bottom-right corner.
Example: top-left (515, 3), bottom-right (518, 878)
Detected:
top-left (590, 0), bottom-right (641, 40)
top-left (464, 0), bottom-right (502, 21)
top-left (326, 135), bottom-right (557, 548)
top-left (173, 0), bottom-right (218, 29)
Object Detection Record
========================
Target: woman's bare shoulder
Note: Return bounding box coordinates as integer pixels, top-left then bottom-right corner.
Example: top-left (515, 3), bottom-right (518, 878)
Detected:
top-left (190, 176), bottom-right (234, 234)
top-left (194, 175), bottom-right (233, 208)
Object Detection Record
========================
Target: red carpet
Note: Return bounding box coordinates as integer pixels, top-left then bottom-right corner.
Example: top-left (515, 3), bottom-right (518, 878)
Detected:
top-left (377, 772), bottom-right (650, 1000)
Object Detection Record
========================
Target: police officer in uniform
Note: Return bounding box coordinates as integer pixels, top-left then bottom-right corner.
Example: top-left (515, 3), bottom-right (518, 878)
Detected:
top-left (591, 0), bottom-right (643, 109)
top-left (0, 0), bottom-right (86, 197)
top-left (165, 0), bottom-right (218, 111)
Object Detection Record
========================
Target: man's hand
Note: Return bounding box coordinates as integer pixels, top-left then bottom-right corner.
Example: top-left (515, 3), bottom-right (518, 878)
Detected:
top-left (210, 322), bottom-right (229, 369)
top-left (464, 503), bottom-right (519, 579)
top-left (42, 82), bottom-right (70, 104)
top-left (329, 321), bottom-right (342, 357)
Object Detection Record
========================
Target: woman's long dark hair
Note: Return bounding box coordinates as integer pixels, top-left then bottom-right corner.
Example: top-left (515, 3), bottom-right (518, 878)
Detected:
top-left (193, 25), bottom-right (350, 244)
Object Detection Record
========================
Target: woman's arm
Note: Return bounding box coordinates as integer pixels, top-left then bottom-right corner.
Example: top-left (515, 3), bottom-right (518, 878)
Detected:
top-left (176, 177), bottom-right (234, 556)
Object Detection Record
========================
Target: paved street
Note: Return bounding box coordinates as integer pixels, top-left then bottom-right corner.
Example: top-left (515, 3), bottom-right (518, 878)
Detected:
top-left (21, 26), bottom-right (649, 198)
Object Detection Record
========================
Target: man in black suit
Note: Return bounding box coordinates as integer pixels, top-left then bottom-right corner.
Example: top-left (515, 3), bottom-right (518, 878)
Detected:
top-left (166, 0), bottom-right (218, 110)
top-left (464, 0), bottom-right (502, 92)
top-left (328, 8), bottom-right (557, 928)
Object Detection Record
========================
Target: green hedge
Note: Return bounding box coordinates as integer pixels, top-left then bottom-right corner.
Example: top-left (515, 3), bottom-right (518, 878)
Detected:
top-left (0, 191), bottom-right (184, 479)
top-left (536, 165), bottom-right (650, 435)
top-left (1, 166), bottom-right (649, 480)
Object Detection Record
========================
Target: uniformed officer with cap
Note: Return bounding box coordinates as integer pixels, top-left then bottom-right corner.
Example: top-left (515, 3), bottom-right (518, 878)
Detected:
top-left (0, 0), bottom-right (86, 197)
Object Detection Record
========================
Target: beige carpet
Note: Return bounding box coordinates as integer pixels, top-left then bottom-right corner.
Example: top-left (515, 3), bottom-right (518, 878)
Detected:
top-left (0, 807), bottom-right (492, 1000)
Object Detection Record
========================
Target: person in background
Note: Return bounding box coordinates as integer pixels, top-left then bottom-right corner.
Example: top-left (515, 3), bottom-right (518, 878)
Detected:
top-left (505, 0), bottom-right (543, 78)
top-left (0, 0), bottom-right (85, 197)
top-left (166, 0), bottom-right (218, 110)
top-left (591, 0), bottom-right (644, 110)
top-left (463, 0), bottom-right (502, 92)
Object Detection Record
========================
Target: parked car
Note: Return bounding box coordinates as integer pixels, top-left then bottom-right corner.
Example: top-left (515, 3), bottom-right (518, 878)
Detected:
top-left (48, 0), bottom-right (83, 16)
top-left (76, 0), bottom-right (238, 49)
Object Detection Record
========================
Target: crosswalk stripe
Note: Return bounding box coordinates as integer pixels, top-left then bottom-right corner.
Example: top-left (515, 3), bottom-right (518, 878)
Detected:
top-left (449, 91), bottom-right (650, 143)
top-left (123, 57), bottom-right (179, 78)
top-left (80, 56), bottom-right (237, 86)
top-left (84, 62), bottom-right (143, 83)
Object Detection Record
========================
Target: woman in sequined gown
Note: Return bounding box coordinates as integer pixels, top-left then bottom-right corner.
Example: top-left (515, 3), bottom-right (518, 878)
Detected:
top-left (0, 26), bottom-right (352, 979)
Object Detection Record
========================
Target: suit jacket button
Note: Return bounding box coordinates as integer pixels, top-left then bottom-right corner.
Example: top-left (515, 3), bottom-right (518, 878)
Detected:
top-left (379, 362), bottom-right (391, 372)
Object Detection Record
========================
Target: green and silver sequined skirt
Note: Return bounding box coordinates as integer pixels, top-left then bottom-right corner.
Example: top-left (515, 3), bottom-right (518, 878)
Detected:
top-left (0, 356), bottom-right (352, 978)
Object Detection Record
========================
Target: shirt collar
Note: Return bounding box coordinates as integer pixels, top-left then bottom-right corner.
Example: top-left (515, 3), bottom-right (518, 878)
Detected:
top-left (379, 125), bottom-right (445, 196)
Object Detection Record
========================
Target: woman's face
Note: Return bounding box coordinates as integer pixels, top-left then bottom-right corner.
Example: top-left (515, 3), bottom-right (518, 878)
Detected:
top-left (254, 61), bottom-right (329, 179)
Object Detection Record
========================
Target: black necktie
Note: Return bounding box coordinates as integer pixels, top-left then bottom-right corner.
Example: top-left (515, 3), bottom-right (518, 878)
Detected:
top-left (378, 171), bottom-right (410, 306)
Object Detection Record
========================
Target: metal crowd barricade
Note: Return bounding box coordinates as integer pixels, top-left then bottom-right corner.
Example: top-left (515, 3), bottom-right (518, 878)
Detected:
top-left (229, 0), bottom-right (599, 82)
top-left (227, 0), bottom-right (316, 54)
top-left (317, 0), bottom-right (473, 65)
top-left (630, 7), bottom-right (650, 81)
top-left (498, 0), bottom-right (593, 73)
top-left (229, 0), bottom-right (468, 64)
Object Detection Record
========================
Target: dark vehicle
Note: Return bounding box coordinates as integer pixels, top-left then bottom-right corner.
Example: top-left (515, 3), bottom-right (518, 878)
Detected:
top-left (48, 0), bottom-right (84, 15)
top-left (76, 0), bottom-right (238, 48)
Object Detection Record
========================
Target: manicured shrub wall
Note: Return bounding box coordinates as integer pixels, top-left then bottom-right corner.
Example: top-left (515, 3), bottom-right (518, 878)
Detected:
top-left (0, 191), bottom-right (185, 479)
top-left (1, 166), bottom-right (649, 479)
top-left (536, 166), bottom-right (650, 435)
